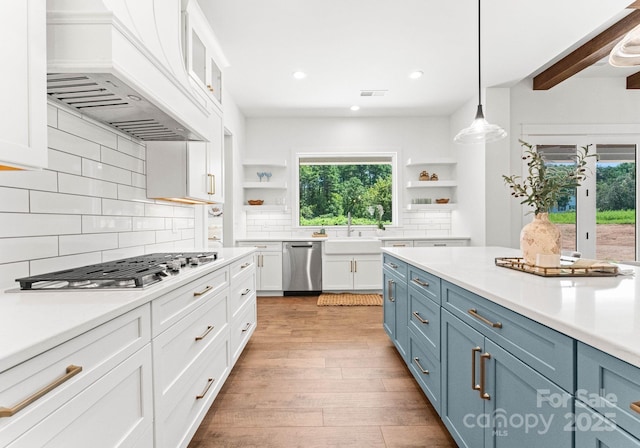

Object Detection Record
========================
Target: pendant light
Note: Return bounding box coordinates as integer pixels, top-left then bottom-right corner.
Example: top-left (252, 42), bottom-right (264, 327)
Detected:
top-left (454, 0), bottom-right (507, 144)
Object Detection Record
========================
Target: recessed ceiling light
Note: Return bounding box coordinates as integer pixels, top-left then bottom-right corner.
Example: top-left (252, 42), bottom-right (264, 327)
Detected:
top-left (409, 70), bottom-right (424, 79)
top-left (292, 71), bottom-right (307, 79)
top-left (350, 105), bottom-right (360, 111)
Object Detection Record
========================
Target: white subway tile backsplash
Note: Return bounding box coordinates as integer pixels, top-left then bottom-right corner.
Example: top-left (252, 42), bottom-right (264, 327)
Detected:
top-left (59, 233), bottom-right (118, 255)
top-left (82, 159), bottom-right (132, 185)
top-left (0, 170), bottom-right (58, 192)
top-left (0, 213), bottom-right (80, 237)
top-left (133, 216), bottom-right (166, 231)
top-left (48, 127), bottom-right (101, 160)
top-left (48, 149), bottom-right (82, 175)
top-left (0, 187), bottom-right (29, 212)
top-left (30, 191), bottom-right (102, 215)
top-left (102, 247), bottom-right (145, 262)
top-left (101, 146), bottom-right (144, 173)
top-left (0, 236), bottom-right (59, 264)
top-left (117, 136), bottom-right (146, 160)
top-left (47, 104), bottom-right (58, 128)
top-left (30, 252), bottom-right (102, 276)
top-left (144, 241), bottom-right (183, 253)
top-left (57, 110), bottom-right (118, 149)
top-left (0, 261), bottom-right (29, 290)
top-left (59, 173), bottom-right (118, 199)
top-left (156, 229), bottom-right (182, 243)
top-left (117, 184), bottom-right (150, 202)
top-left (131, 172), bottom-right (146, 189)
top-left (145, 203), bottom-right (175, 217)
top-left (82, 215), bottom-right (132, 233)
top-left (119, 231), bottom-right (156, 248)
top-left (174, 206), bottom-right (195, 218)
top-left (102, 199), bottom-right (145, 216)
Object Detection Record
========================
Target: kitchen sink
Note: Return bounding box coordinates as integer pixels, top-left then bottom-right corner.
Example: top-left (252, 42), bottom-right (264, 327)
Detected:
top-left (323, 238), bottom-right (381, 254)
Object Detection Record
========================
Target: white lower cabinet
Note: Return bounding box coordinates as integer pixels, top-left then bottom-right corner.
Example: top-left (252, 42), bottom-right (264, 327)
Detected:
top-left (236, 242), bottom-right (283, 293)
top-left (229, 255), bottom-right (257, 365)
top-left (322, 254), bottom-right (381, 291)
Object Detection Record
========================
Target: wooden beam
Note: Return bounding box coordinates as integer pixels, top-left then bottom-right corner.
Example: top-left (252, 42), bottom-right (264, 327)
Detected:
top-left (629, 1), bottom-right (640, 9)
top-left (533, 9), bottom-right (640, 90)
top-left (626, 70), bottom-right (640, 88)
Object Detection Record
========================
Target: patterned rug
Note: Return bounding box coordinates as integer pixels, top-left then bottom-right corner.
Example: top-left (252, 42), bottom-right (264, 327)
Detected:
top-left (317, 293), bottom-right (383, 306)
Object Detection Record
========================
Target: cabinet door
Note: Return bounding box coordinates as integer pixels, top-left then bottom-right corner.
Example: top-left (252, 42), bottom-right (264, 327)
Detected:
top-left (393, 276), bottom-right (409, 360)
top-left (575, 401), bottom-right (640, 448)
top-left (352, 256), bottom-right (382, 290)
top-left (206, 110), bottom-right (224, 203)
top-left (186, 142), bottom-right (210, 203)
top-left (441, 310), bottom-right (485, 448)
top-left (259, 252), bottom-right (283, 291)
top-left (383, 270), bottom-right (397, 340)
top-left (0, 0), bottom-right (47, 169)
top-left (322, 257), bottom-right (353, 290)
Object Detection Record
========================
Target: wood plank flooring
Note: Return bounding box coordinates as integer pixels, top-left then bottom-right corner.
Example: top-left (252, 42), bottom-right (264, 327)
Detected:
top-left (188, 296), bottom-right (457, 448)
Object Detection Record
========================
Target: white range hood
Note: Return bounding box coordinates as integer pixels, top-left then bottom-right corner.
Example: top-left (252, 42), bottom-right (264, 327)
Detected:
top-left (46, 0), bottom-right (212, 141)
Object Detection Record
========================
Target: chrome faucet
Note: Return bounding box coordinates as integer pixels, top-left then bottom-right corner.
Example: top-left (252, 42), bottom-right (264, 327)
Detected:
top-left (347, 212), bottom-right (352, 237)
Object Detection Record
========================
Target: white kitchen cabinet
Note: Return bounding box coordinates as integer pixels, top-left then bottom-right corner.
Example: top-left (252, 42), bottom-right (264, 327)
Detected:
top-left (0, 0), bottom-right (47, 170)
top-left (241, 160), bottom-right (288, 210)
top-left (413, 239), bottom-right (468, 247)
top-left (405, 158), bottom-right (457, 210)
top-left (236, 242), bottom-right (283, 293)
top-left (322, 254), bottom-right (382, 291)
top-left (383, 240), bottom-right (414, 248)
top-left (229, 255), bottom-right (257, 365)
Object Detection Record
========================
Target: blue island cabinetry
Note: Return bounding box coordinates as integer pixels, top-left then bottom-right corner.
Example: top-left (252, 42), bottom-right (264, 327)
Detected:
top-left (382, 252), bottom-right (640, 448)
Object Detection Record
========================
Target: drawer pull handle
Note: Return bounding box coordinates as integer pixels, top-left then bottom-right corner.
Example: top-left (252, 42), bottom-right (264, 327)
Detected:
top-left (241, 322), bottom-right (252, 332)
top-left (412, 278), bottom-right (429, 287)
top-left (350, 260), bottom-right (354, 273)
top-left (387, 279), bottom-right (395, 302)
top-left (241, 288), bottom-right (251, 296)
top-left (392, 244), bottom-right (407, 247)
top-left (434, 243), bottom-right (447, 247)
top-left (471, 347), bottom-right (481, 392)
top-left (240, 262), bottom-right (250, 269)
top-left (256, 245), bottom-right (267, 248)
top-left (631, 401), bottom-right (640, 414)
top-left (386, 262), bottom-right (398, 269)
top-left (196, 378), bottom-right (215, 399)
top-left (412, 311), bottom-right (429, 324)
top-left (413, 357), bottom-right (429, 374)
top-left (195, 325), bottom-right (214, 341)
top-left (468, 308), bottom-right (503, 329)
top-left (207, 173), bottom-right (215, 195)
top-left (193, 285), bottom-right (213, 297)
top-left (0, 364), bottom-right (83, 418)
top-left (480, 352), bottom-right (491, 400)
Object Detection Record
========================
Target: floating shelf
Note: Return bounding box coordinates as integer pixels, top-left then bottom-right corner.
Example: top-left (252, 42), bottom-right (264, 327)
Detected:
top-left (406, 203), bottom-right (456, 211)
top-left (242, 181), bottom-right (288, 189)
top-left (406, 158), bottom-right (457, 166)
top-left (243, 159), bottom-right (287, 167)
top-left (406, 180), bottom-right (457, 188)
top-left (243, 205), bottom-right (288, 212)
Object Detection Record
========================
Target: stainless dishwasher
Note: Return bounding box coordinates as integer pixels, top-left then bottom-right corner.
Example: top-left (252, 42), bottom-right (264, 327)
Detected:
top-left (282, 241), bottom-right (322, 294)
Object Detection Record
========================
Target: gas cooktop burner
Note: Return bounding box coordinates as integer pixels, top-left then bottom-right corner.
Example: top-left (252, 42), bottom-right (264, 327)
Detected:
top-left (15, 252), bottom-right (218, 291)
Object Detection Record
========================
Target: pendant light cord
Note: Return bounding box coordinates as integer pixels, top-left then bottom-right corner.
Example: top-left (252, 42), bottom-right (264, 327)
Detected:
top-left (477, 0), bottom-right (481, 107)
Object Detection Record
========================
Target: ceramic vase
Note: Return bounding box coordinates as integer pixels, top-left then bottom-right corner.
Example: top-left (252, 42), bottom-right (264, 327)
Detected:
top-left (520, 212), bottom-right (561, 265)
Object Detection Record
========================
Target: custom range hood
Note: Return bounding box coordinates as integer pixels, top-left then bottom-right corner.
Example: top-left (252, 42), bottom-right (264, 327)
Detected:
top-left (46, 0), bottom-right (211, 141)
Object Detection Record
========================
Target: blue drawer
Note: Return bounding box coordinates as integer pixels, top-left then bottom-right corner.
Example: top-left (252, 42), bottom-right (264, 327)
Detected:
top-left (575, 400), bottom-right (640, 447)
top-left (383, 254), bottom-right (407, 281)
top-left (408, 266), bottom-right (440, 304)
top-left (408, 328), bottom-right (441, 415)
top-left (578, 342), bottom-right (640, 440)
top-left (408, 287), bottom-right (440, 359)
top-left (442, 280), bottom-right (575, 392)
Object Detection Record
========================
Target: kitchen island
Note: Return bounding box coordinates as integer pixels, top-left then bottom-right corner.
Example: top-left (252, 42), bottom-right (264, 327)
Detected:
top-left (382, 245), bottom-right (640, 448)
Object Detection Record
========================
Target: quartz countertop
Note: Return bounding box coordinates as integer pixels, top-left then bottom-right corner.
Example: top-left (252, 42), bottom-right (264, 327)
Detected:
top-left (235, 235), bottom-right (470, 242)
top-left (382, 246), bottom-right (640, 368)
top-left (0, 247), bottom-right (254, 373)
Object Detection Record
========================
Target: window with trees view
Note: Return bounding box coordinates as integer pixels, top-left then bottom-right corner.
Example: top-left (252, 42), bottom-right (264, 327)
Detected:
top-left (296, 154), bottom-right (395, 227)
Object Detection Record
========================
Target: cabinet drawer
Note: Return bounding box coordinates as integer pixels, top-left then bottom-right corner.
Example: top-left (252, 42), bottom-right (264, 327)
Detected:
top-left (0, 305), bottom-right (150, 445)
top-left (230, 269), bottom-right (256, 319)
top-left (414, 239), bottom-right (468, 247)
top-left (408, 266), bottom-right (440, 304)
top-left (442, 280), bottom-right (574, 392)
top-left (152, 288), bottom-right (228, 407)
top-left (575, 400), bottom-right (640, 447)
top-left (156, 335), bottom-right (230, 448)
top-left (384, 240), bottom-right (414, 248)
top-left (408, 288), bottom-right (440, 358)
top-left (152, 267), bottom-right (228, 336)
top-left (230, 254), bottom-right (255, 283)
top-left (578, 342), bottom-right (640, 440)
top-left (382, 254), bottom-right (407, 281)
top-left (6, 345), bottom-right (153, 448)
top-left (408, 330), bottom-right (441, 414)
top-left (231, 298), bottom-right (257, 364)
top-left (237, 241), bottom-right (282, 252)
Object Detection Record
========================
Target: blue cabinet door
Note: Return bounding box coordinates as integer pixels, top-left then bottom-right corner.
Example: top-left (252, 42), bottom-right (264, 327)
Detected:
top-left (441, 309), bottom-right (485, 448)
top-left (575, 401), bottom-right (640, 447)
top-left (383, 269), bottom-right (397, 341)
top-left (394, 276), bottom-right (408, 360)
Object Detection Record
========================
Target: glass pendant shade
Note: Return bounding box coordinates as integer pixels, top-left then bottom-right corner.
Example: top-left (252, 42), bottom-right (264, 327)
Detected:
top-left (609, 24), bottom-right (640, 67)
top-left (454, 105), bottom-right (507, 144)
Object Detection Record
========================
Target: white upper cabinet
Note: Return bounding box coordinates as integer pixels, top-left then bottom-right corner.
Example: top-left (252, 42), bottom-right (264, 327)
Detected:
top-left (0, 0), bottom-right (47, 170)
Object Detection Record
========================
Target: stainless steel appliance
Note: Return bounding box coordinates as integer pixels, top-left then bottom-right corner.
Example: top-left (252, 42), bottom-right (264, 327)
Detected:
top-left (282, 241), bottom-right (322, 294)
top-left (15, 252), bottom-right (217, 291)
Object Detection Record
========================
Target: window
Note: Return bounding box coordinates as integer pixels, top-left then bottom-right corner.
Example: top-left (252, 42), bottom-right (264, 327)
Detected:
top-left (295, 153), bottom-right (397, 228)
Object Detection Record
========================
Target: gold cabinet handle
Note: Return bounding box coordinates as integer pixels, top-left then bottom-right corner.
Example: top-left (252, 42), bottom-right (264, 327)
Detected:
top-left (207, 173), bottom-right (215, 195)
top-left (412, 311), bottom-right (429, 324)
top-left (240, 262), bottom-right (250, 269)
top-left (471, 347), bottom-right (481, 392)
top-left (193, 285), bottom-right (213, 297)
top-left (480, 352), bottom-right (491, 400)
top-left (241, 322), bottom-right (252, 333)
top-left (0, 365), bottom-right (83, 418)
top-left (354, 260), bottom-right (357, 272)
top-left (241, 288), bottom-right (251, 296)
top-left (631, 401), bottom-right (640, 414)
top-left (386, 262), bottom-right (398, 269)
top-left (413, 357), bottom-right (429, 374)
top-left (468, 308), bottom-right (503, 329)
top-left (195, 325), bottom-right (214, 341)
top-left (412, 278), bottom-right (429, 287)
top-left (392, 244), bottom-right (407, 247)
top-left (207, 84), bottom-right (215, 92)
top-left (350, 260), bottom-right (353, 273)
top-left (434, 243), bottom-right (447, 247)
top-left (196, 377), bottom-right (215, 399)
top-left (256, 245), bottom-right (267, 248)
top-left (387, 279), bottom-right (395, 302)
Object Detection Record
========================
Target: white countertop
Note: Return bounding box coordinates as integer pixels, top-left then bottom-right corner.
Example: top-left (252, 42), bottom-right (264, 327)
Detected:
top-left (235, 235), bottom-right (470, 242)
top-left (0, 247), bottom-right (254, 373)
top-left (382, 246), bottom-right (640, 368)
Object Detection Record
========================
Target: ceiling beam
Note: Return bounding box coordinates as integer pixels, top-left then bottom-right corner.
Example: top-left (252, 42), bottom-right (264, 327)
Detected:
top-left (627, 70), bottom-right (640, 88)
top-left (629, 0), bottom-right (640, 8)
top-left (533, 9), bottom-right (640, 90)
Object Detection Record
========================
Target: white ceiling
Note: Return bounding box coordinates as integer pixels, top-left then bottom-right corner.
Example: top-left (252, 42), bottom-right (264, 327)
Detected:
top-left (200, 0), bottom-right (634, 118)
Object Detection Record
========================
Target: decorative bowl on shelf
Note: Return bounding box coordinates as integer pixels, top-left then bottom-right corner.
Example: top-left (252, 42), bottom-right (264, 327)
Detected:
top-left (247, 199), bottom-right (264, 205)
top-left (435, 198), bottom-right (450, 204)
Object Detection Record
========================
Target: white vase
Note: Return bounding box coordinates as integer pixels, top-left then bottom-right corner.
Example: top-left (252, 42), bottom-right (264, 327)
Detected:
top-left (520, 212), bottom-right (561, 265)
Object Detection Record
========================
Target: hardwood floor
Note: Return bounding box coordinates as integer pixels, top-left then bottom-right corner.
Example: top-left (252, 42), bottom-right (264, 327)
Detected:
top-left (188, 296), bottom-right (457, 448)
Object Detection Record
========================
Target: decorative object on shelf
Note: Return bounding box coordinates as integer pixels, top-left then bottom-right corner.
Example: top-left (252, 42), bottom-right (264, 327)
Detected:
top-left (419, 170), bottom-right (430, 180)
top-left (257, 171), bottom-right (264, 181)
top-left (430, 173), bottom-right (439, 181)
top-left (264, 172), bottom-right (272, 182)
top-left (453, 0), bottom-right (507, 144)
top-left (435, 198), bottom-right (449, 204)
top-left (208, 206), bottom-right (222, 216)
top-left (247, 199), bottom-right (264, 205)
top-left (503, 140), bottom-right (594, 265)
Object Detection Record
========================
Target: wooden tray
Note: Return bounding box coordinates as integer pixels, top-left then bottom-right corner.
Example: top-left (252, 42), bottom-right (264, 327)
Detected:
top-left (495, 257), bottom-right (619, 277)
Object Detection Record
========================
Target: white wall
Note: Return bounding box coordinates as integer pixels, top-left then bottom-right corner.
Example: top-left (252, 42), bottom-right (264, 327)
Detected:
top-left (240, 116), bottom-right (456, 238)
top-left (0, 103), bottom-right (197, 290)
